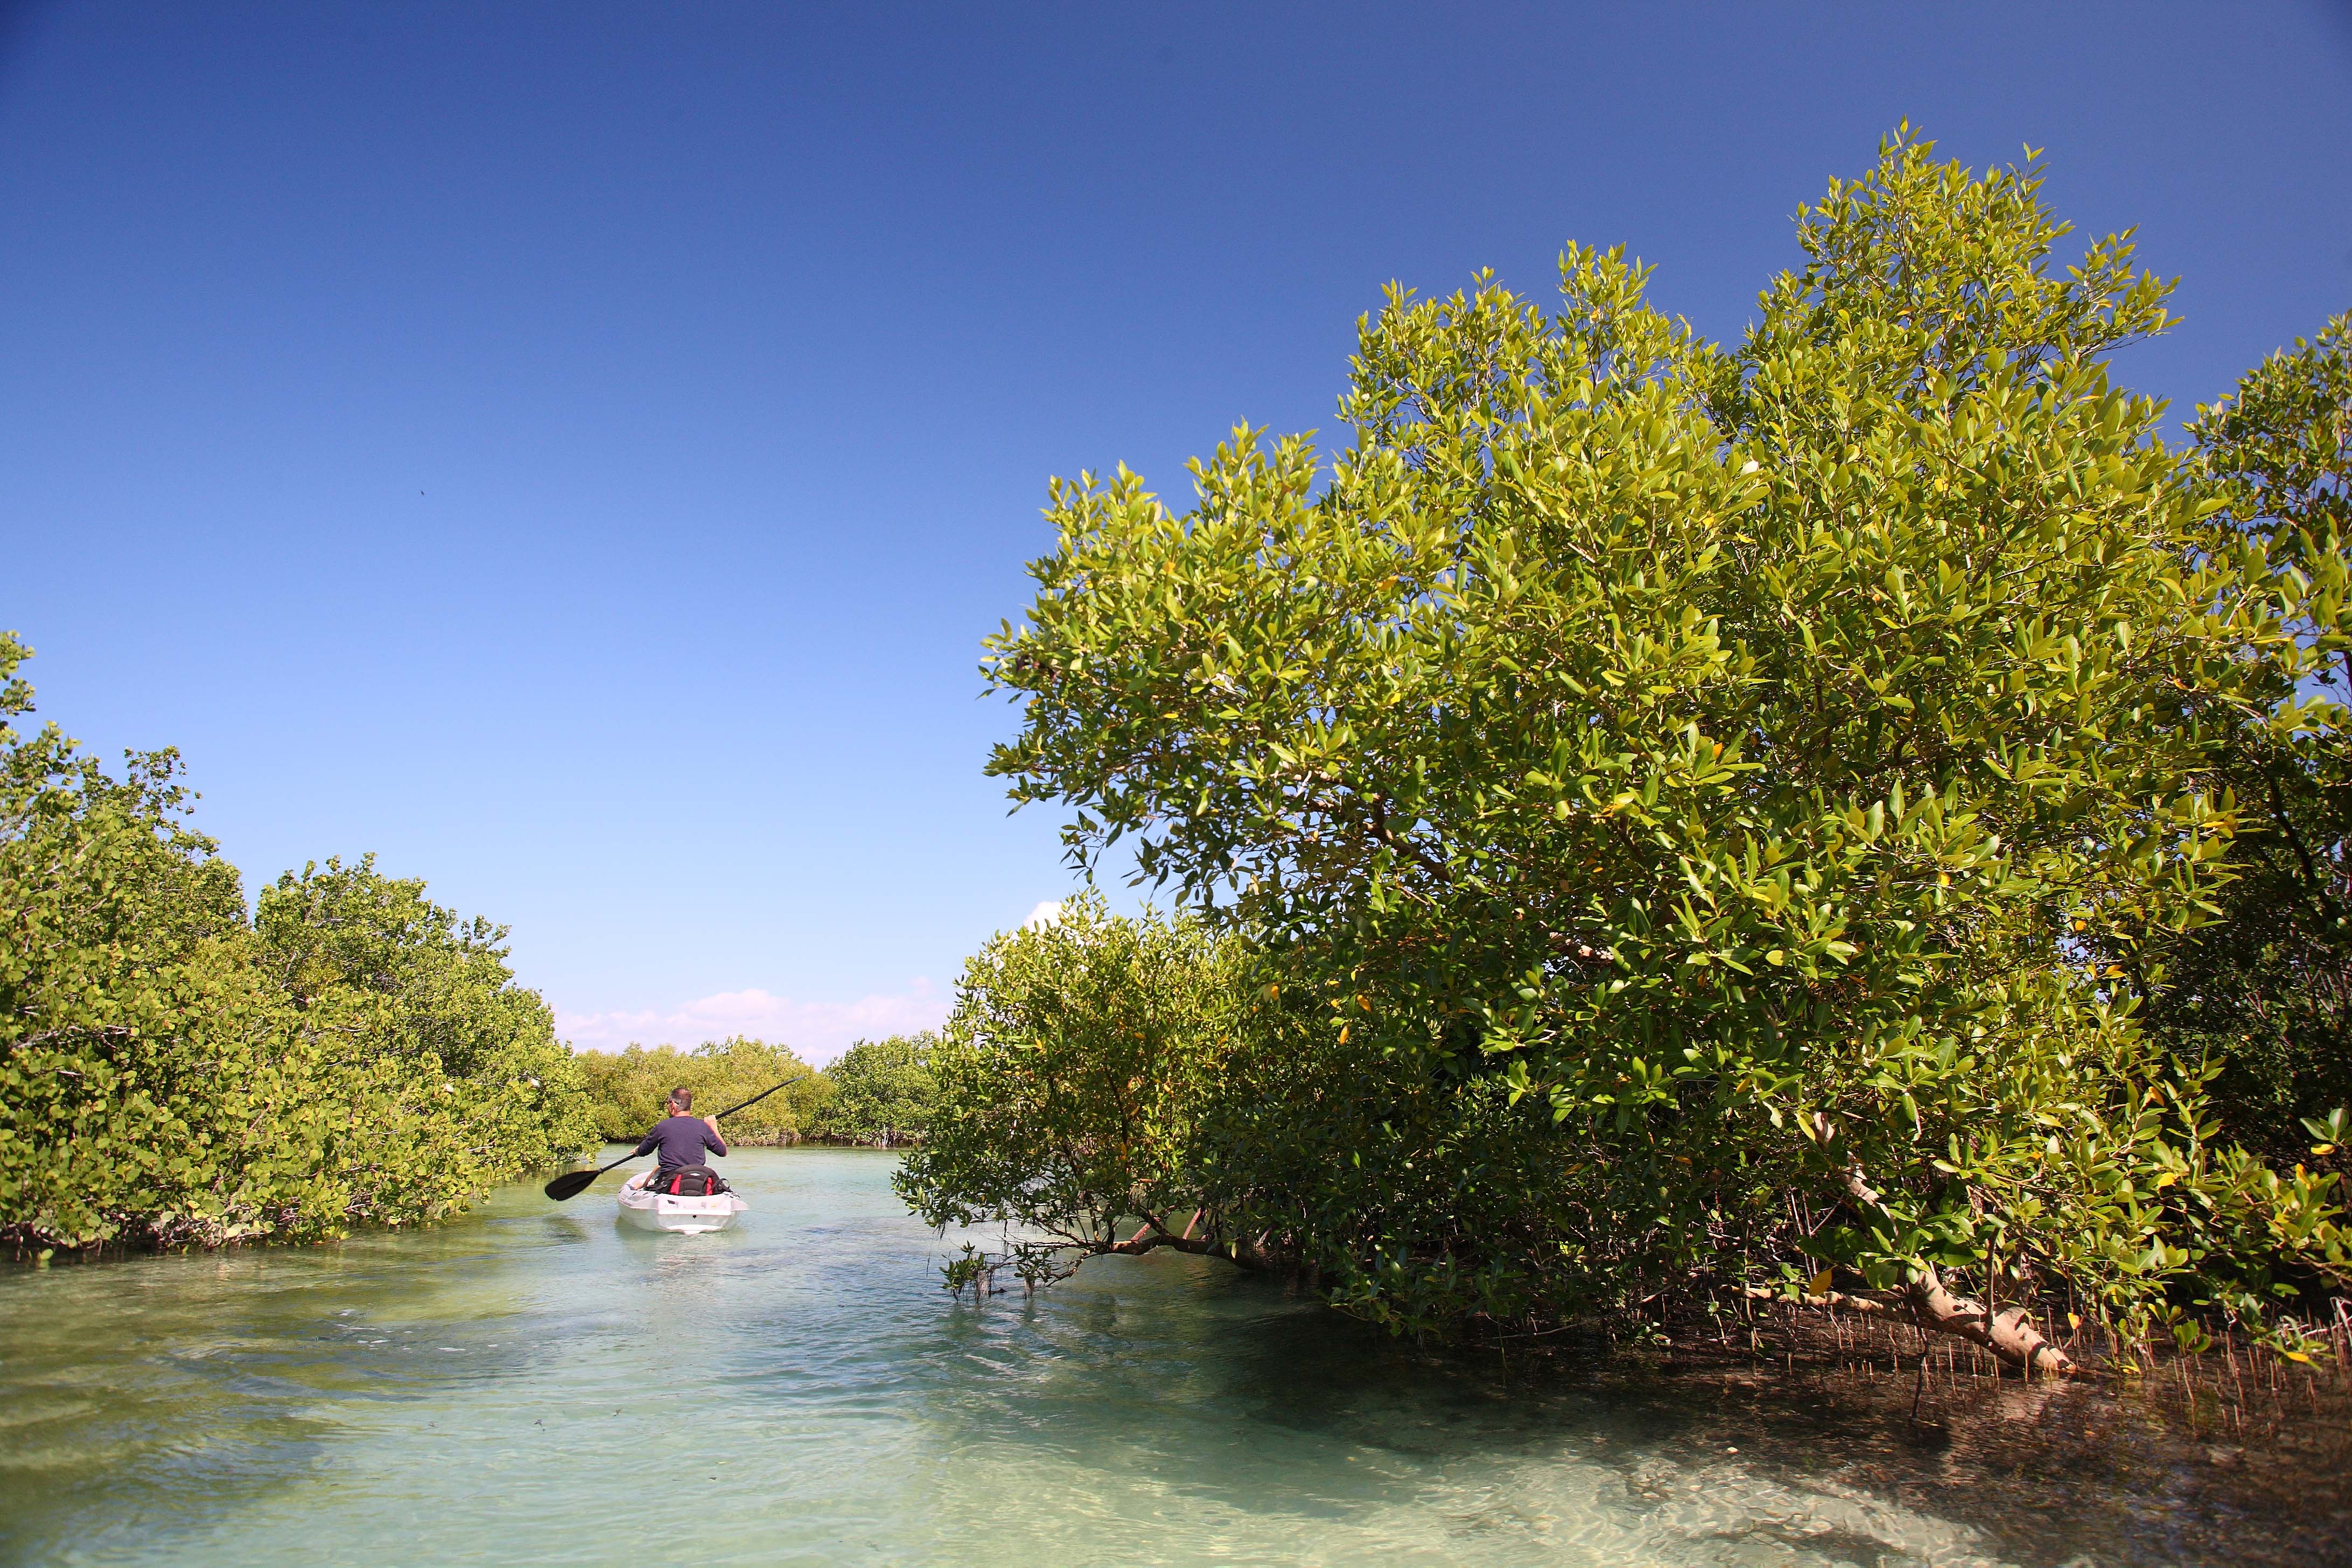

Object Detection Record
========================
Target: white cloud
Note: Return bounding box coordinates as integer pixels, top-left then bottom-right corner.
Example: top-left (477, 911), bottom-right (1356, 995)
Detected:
top-left (558, 978), bottom-right (947, 1065)
top-left (1022, 899), bottom-right (1065, 929)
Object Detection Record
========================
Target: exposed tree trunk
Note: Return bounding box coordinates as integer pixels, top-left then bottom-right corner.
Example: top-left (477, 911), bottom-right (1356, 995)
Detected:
top-left (1904, 1268), bottom-right (2075, 1377)
top-left (1830, 1161), bottom-right (2077, 1377)
top-left (1100, 1217), bottom-right (1275, 1271)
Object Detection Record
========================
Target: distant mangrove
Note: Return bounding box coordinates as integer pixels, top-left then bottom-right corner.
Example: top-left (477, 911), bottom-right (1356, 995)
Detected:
top-left (572, 1032), bottom-right (939, 1147)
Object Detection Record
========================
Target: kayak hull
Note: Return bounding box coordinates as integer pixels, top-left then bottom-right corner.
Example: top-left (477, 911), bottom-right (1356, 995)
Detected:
top-left (616, 1183), bottom-right (747, 1235)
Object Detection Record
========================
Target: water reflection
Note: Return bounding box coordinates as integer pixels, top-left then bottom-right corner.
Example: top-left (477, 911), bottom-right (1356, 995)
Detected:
top-left (1, 1150), bottom-right (2342, 1568)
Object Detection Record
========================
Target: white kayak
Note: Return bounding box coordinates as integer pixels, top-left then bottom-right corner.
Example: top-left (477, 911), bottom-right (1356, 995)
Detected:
top-left (616, 1179), bottom-right (748, 1235)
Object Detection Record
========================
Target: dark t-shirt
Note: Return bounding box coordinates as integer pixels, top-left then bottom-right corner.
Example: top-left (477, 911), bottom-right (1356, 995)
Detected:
top-left (634, 1114), bottom-right (727, 1170)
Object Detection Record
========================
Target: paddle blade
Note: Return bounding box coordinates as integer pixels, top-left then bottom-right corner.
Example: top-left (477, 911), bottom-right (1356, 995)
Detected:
top-left (543, 1167), bottom-right (600, 1202)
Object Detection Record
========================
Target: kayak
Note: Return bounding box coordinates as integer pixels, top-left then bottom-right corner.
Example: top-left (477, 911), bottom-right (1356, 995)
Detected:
top-left (615, 1180), bottom-right (748, 1235)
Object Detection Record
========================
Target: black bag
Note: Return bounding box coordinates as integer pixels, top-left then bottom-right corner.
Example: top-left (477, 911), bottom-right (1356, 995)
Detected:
top-left (655, 1165), bottom-right (727, 1197)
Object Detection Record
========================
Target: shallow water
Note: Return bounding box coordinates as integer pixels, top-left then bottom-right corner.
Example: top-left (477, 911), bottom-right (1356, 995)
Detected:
top-left (1, 1150), bottom-right (2343, 1567)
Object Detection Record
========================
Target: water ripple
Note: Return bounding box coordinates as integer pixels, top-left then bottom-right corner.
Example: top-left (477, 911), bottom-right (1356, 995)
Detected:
top-left (1, 1150), bottom-right (2340, 1567)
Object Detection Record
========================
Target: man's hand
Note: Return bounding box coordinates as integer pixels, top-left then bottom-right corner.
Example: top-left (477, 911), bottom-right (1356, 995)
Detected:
top-left (705, 1116), bottom-right (720, 1134)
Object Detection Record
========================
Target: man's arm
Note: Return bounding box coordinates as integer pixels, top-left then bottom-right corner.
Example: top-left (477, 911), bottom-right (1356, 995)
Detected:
top-left (632, 1130), bottom-right (660, 1157)
top-left (703, 1116), bottom-right (729, 1157)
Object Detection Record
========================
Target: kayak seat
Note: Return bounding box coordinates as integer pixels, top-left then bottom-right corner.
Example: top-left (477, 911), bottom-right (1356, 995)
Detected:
top-left (653, 1165), bottom-right (729, 1197)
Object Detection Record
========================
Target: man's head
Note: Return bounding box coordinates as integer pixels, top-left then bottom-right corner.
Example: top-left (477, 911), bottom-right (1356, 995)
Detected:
top-left (668, 1087), bottom-right (692, 1115)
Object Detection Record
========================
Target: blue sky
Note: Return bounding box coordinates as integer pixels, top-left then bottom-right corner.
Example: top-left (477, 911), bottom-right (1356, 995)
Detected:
top-left (4, 2), bottom-right (2348, 1058)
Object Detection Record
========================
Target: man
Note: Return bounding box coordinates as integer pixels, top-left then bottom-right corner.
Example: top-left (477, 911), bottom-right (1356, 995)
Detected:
top-left (624, 1088), bottom-right (728, 1192)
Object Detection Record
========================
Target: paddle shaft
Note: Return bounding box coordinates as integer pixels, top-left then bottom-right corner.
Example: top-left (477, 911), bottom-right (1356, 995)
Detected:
top-left (709, 1072), bottom-right (810, 1122)
top-left (578, 1147), bottom-right (641, 1182)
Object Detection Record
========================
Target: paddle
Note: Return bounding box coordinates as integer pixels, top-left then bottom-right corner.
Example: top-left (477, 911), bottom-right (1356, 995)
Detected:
top-left (542, 1073), bottom-right (812, 1201)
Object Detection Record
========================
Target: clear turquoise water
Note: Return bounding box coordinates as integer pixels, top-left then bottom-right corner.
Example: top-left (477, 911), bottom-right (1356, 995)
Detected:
top-left (1, 1150), bottom-right (2340, 1567)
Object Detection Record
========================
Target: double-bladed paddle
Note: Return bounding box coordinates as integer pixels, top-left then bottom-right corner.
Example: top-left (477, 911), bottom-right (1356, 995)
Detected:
top-left (542, 1072), bottom-right (812, 1201)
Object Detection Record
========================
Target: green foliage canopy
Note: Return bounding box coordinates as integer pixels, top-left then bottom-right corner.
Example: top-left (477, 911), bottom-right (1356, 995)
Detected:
top-left (816, 1033), bottom-right (940, 1143)
top-left (963, 135), bottom-right (2351, 1349)
top-left (898, 897), bottom-right (1248, 1282)
top-left (1, 635), bottom-right (598, 1252)
top-left (257, 856), bottom-right (601, 1177)
top-left (2123, 313), bottom-right (2352, 1159)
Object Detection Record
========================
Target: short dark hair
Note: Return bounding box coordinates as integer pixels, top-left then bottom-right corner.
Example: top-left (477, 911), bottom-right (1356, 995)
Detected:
top-left (668, 1087), bottom-right (692, 1111)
